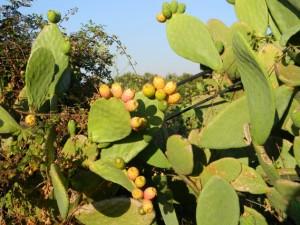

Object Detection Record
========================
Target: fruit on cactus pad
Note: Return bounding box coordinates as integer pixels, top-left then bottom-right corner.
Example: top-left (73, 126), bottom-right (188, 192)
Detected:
top-left (130, 117), bottom-right (147, 131)
top-left (132, 188), bottom-right (144, 200)
top-left (25, 114), bottom-right (36, 127)
top-left (155, 89), bottom-right (167, 101)
top-left (99, 84), bottom-right (111, 99)
top-left (156, 13), bottom-right (167, 23)
top-left (125, 99), bottom-right (139, 112)
top-left (153, 76), bottom-right (165, 89)
top-left (144, 187), bottom-right (157, 200)
top-left (121, 88), bottom-right (135, 102)
top-left (135, 176), bottom-right (146, 188)
top-left (142, 199), bottom-right (154, 214)
top-left (111, 83), bottom-right (123, 98)
top-left (167, 92), bottom-right (181, 104)
top-left (142, 83), bottom-right (156, 98)
top-left (164, 81), bottom-right (177, 95)
top-left (47, 10), bottom-right (61, 23)
top-left (114, 157), bottom-right (126, 169)
top-left (127, 167), bottom-right (140, 181)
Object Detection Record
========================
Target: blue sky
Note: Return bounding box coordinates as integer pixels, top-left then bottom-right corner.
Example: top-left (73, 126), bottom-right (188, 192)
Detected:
top-left (2, 0), bottom-right (237, 77)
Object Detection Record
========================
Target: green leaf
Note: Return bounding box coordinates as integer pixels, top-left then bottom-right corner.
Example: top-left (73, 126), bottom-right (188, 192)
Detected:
top-left (88, 98), bottom-right (131, 143)
top-left (75, 198), bottom-right (155, 225)
top-left (166, 14), bottom-right (222, 71)
top-left (89, 160), bottom-right (134, 192)
top-left (233, 32), bottom-right (275, 145)
top-left (166, 135), bottom-right (194, 175)
top-left (25, 47), bottom-right (55, 110)
top-left (235, 0), bottom-right (268, 34)
top-left (101, 133), bottom-right (149, 163)
top-left (0, 106), bottom-right (22, 134)
top-left (49, 164), bottom-right (69, 219)
top-left (196, 176), bottom-right (240, 225)
top-left (231, 164), bottom-right (268, 194)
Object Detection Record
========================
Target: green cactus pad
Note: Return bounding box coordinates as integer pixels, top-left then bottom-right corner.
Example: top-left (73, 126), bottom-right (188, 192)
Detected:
top-left (196, 176), bottom-right (240, 225)
top-left (294, 136), bottom-right (300, 166)
top-left (75, 198), bottom-right (155, 225)
top-left (231, 164), bottom-right (268, 194)
top-left (266, 0), bottom-right (300, 36)
top-left (275, 86), bottom-right (294, 121)
top-left (166, 14), bottom-right (223, 71)
top-left (101, 133), bottom-right (149, 163)
top-left (275, 63), bottom-right (300, 87)
top-left (0, 106), bottom-right (22, 134)
top-left (274, 179), bottom-right (300, 201)
top-left (25, 47), bottom-right (55, 111)
top-left (49, 164), bottom-right (69, 219)
top-left (275, 140), bottom-right (296, 169)
top-left (235, 0), bottom-right (268, 34)
top-left (239, 206), bottom-right (268, 225)
top-left (269, 15), bottom-right (282, 41)
top-left (233, 32), bottom-right (275, 145)
top-left (89, 159), bottom-right (134, 192)
top-left (32, 23), bottom-right (71, 99)
top-left (266, 188), bottom-right (288, 219)
top-left (145, 146), bottom-right (171, 169)
top-left (200, 158), bottom-right (242, 186)
top-left (88, 98), bottom-right (131, 143)
top-left (207, 19), bottom-right (231, 45)
top-left (67, 120), bottom-right (76, 136)
top-left (166, 135), bottom-right (194, 175)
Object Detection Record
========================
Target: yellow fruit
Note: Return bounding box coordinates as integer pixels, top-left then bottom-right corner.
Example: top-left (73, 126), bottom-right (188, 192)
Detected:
top-left (111, 83), bottom-right (123, 98)
top-left (156, 13), bottom-right (166, 23)
top-left (127, 167), bottom-right (139, 181)
top-left (167, 92), bottom-right (181, 104)
top-left (142, 83), bottom-right (156, 98)
top-left (155, 89), bottom-right (167, 101)
top-left (25, 114), bottom-right (36, 127)
top-left (121, 88), bottom-right (135, 102)
top-left (132, 188), bottom-right (143, 200)
top-left (164, 81), bottom-right (177, 95)
top-left (130, 117), bottom-right (147, 131)
top-left (135, 176), bottom-right (146, 188)
top-left (142, 199), bottom-right (154, 214)
top-left (125, 99), bottom-right (139, 112)
top-left (99, 84), bottom-right (111, 99)
top-left (153, 76), bottom-right (165, 89)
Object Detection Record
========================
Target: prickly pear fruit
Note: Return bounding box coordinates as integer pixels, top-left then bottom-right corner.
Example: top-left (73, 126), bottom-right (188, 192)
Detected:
top-left (99, 84), bottom-right (111, 99)
top-left (156, 13), bottom-right (167, 23)
top-left (47, 10), bottom-right (61, 23)
top-left (177, 3), bottom-right (186, 13)
top-left (155, 89), bottom-right (167, 101)
top-left (158, 100), bottom-right (168, 112)
top-left (170, 0), bottom-right (178, 13)
top-left (131, 117), bottom-right (147, 131)
top-left (144, 187), bottom-right (157, 200)
top-left (138, 208), bottom-right (146, 215)
top-left (25, 114), bottom-right (36, 127)
top-left (121, 88), bottom-right (135, 102)
top-left (67, 120), bottom-right (76, 136)
top-left (164, 81), bottom-right (177, 95)
top-left (132, 188), bottom-right (144, 200)
top-left (215, 40), bottom-right (225, 54)
top-left (142, 199), bottom-right (154, 214)
top-left (162, 5), bottom-right (172, 19)
top-left (111, 83), bottom-right (123, 98)
top-left (63, 40), bottom-right (71, 54)
top-left (167, 92), bottom-right (181, 104)
top-left (135, 176), bottom-right (146, 188)
top-left (127, 167), bottom-right (139, 181)
top-left (226, 0), bottom-right (235, 5)
top-left (153, 76), bottom-right (165, 89)
top-left (142, 83), bottom-right (156, 98)
top-left (125, 99), bottom-right (139, 112)
top-left (291, 110), bottom-right (300, 128)
top-left (114, 157), bottom-right (125, 169)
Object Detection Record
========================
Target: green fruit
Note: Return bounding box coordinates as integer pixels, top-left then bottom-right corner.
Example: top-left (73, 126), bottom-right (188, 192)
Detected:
top-left (155, 89), bottom-right (167, 101)
top-left (47, 10), bottom-right (61, 23)
top-left (177, 3), bottom-right (186, 14)
top-left (114, 157), bottom-right (125, 169)
top-left (170, 0), bottom-right (178, 13)
top-left (158, 100), bottom-right (168, 112)
top-left (291, 110), bottom-right (300, 128)
top-left (215, 41), bottom-right (225, 54)
top-left (162, 2), bottom-right (172, 19)
top-left (67, 120), bottom-right (76, 136)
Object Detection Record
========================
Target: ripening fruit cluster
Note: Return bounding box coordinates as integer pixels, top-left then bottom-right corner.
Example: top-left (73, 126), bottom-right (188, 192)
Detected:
top-left (142, 76), bottom-right (181, 109)
top-left (99, 83), bottom-right (147, 132)
top-left (126, 166), bottom-right (157, 215)
top-left (156, 0), bottom-right (186, 23)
